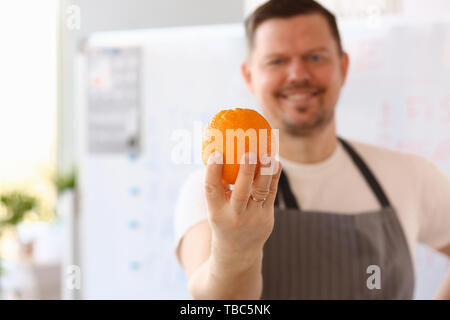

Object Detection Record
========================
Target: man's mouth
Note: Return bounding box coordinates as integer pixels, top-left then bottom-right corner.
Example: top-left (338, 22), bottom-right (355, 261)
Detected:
top-left (279, 90), bottom-right (321, 104)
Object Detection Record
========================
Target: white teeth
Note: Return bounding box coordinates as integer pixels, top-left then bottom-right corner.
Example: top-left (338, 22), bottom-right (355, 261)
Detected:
top-left (285, 93), bottom-right (314, 100)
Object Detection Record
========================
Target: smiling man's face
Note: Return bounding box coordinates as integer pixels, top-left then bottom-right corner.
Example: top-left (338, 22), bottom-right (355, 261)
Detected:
top-left (242, 13), bottom-right (349, 136)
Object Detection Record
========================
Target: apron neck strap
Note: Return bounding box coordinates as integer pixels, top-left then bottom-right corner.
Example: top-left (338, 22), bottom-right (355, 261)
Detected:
top-left (338, 137), bottom-right (391, 208)
top-left (276, 169), bottom-right (300, 209)
top-left (276, 137), bottom-right (392, 210)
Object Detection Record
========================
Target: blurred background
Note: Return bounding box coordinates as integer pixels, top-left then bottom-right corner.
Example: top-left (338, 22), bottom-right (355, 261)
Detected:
top-left (0, 0), bottom-right (449, 299)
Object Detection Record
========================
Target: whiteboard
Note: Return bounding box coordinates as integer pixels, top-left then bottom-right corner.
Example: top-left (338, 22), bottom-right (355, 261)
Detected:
top-left (79, 21), bottom-right (450, 299)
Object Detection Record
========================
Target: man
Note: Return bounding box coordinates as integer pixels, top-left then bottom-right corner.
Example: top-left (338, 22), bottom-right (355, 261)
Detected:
top-left (174, 0), bottom-right (450, 299)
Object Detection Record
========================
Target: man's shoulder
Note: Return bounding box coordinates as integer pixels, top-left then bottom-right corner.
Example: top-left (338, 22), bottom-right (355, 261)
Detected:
top-left (347, 139), bottom-right (422, 161)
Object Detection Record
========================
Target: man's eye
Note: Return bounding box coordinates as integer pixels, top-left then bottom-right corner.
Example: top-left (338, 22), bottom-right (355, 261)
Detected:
top-left (309, 55), bottom-right (322, 62)
top-left (270, 59), bottom-right (284, 65)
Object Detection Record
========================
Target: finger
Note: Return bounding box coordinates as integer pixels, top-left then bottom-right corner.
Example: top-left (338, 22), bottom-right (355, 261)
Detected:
top-left (248, 154), bottom-right (275, 209)
top-left (230, 152), bottom-right (257, 213)
top-left (264, 160), bottom-right (282, 207)
top-left (223, 183), bottom-right (232, 201)
top-left (204, 152), bottom-right (227, 215)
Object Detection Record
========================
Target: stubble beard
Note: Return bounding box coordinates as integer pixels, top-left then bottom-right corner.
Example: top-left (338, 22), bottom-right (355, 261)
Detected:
top-left (282, 105), bottom-right (335, 137)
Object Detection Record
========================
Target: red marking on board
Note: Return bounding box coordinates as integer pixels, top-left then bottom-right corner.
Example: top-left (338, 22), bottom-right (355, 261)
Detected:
top-left (441, 95), bottom-right (450, 123)
top-left (354, 38), bottom-right (383, 74)
top-left (432, 139), bottom-right (450, 162)
top-left (379, 101), bottom-right (391, 128)
top-left (92, 76), bottom-right (102, 87)
top-left (407, 96), bottom-right (432, 121)
top-left (407, 96), bottom-right (419, 119)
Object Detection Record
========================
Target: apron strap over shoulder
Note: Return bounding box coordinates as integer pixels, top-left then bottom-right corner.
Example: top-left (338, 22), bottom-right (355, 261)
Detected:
top-left (278, 170), bottom-right (300, 210)
top-left (338, 137), bottom-right (391, 208)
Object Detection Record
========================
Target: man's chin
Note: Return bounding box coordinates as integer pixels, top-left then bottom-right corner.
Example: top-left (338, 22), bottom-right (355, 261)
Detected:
top-left (281, 116), bottom-right (330, 137)
top-left (283, 123), bottom-right (318, 136)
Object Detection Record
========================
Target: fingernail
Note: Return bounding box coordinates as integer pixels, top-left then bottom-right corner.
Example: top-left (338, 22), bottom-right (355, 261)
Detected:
top-left (208, 151), bottom-right (223, 164)
top-left (239, 152), bottom-right (257, 165)
top-left (261, 159), bottom-right (279, 176)
top-left (260, 154), bottom-right (272, 166)
top-left (249, 152), bottom-right (257, 164)
top-left (239, 153), bottom-right (246, 165)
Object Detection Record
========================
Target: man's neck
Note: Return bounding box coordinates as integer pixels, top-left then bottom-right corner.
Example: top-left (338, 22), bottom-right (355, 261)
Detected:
top-left (279, 121), bottom-right (338, 164)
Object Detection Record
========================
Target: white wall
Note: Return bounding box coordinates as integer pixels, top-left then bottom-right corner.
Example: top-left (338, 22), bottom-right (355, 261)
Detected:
top-left (73, 0), bottom-right (244, 36)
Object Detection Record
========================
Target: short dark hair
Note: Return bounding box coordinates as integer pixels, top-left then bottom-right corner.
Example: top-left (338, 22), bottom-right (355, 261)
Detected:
top-left (244, 0), bottom-right (343, 54)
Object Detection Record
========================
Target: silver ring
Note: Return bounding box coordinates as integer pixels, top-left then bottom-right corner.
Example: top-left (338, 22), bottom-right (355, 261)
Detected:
top-left (251, 195), bottom-right (266, 202)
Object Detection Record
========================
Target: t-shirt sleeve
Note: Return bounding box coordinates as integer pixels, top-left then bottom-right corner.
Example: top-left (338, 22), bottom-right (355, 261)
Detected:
top-left (173, 168), bottom-right (209, 265)
top-left (417, 156), bottom-right (450, 250)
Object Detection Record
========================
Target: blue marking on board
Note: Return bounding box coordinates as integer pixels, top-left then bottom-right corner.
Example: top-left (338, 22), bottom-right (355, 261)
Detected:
top-left (128, 152), bottom-right (138, 162)
top-left (107, 48), bottom-right (119, 55)
top-left (130, 261), bottom-right (140, 270)
top-left (129, 187), bottom-right (140, 196)
top-left (128, 220), bottom-right (139, 229)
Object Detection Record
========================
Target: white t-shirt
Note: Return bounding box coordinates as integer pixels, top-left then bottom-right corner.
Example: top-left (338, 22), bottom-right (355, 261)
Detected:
top-left (173, 139), bottom-right (450, 272)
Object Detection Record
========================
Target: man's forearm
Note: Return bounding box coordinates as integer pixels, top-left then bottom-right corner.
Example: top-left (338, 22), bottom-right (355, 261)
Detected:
top-left (188, 251), bottom-right (263, 300)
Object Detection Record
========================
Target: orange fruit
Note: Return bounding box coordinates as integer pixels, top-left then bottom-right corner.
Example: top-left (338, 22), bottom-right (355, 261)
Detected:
top-left (202, 108), bottom-right (272, 185)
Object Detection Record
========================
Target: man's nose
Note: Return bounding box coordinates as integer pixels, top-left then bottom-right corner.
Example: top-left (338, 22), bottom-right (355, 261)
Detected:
top-left (286, 59), bottom-right (311, 82)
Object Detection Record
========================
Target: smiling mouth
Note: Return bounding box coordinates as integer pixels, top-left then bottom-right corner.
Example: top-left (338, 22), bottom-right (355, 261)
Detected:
top-left (278, 90), bottom-right (321, 105)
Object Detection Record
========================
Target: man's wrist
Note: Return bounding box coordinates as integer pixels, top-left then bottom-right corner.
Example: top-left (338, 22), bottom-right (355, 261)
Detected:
top-left (210, 238), bottom-right (263, 277)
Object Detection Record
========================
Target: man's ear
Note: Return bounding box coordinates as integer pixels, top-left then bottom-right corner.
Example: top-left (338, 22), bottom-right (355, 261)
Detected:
top-left (340, 52), bottom-right (350, 86)
top-left (241, 61), bottom-right (254, 94)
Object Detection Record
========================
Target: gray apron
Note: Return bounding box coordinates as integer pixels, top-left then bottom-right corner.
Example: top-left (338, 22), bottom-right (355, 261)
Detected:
top-left (261, 138), bottom-right (415, 299)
